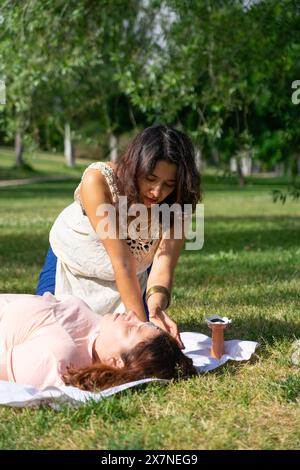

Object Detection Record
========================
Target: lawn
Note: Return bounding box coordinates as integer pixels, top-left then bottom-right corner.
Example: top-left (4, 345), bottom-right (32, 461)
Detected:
top-left (0, 151), bottom-right (299, 449)
top-left (0, 146), bottom-right (94, 180)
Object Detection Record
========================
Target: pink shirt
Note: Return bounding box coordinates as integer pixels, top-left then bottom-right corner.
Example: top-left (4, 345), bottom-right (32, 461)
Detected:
top-left (0, 292), bottom-right (102, 390)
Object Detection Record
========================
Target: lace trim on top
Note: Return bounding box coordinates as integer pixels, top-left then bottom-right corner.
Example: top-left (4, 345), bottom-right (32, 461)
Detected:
top-left (74, 162), bottom-right (161, 263)
top-left (74, 162), bottom-right (120, 206)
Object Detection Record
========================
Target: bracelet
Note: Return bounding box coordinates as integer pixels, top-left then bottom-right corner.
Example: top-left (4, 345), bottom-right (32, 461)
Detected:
top-left (146, 285), bottom-right (171, 309)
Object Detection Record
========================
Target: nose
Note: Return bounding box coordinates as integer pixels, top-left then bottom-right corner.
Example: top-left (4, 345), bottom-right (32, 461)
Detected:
top-left (150, 184), bottom-right (162, 199)
top-left (124, 310), bottom-right (139, 322)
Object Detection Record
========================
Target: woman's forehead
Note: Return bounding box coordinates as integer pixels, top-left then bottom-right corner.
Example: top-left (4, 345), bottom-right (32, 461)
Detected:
top-left (138, 321), bottom-right (162, 335)
top-left (145, 321), bottom-right (161, 330)
top-left (152, 161), bottom-right (177, 178)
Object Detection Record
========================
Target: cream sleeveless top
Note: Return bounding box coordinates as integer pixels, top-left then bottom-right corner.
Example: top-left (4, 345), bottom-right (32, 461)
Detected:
top-left (49, 162), bottom-right (161, 316)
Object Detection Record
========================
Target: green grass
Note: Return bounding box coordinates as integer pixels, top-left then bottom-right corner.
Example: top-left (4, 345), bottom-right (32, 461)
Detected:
top-left (0, 146), bottom-right (94, 180)
top-left (0, 149), bottom-right (299, 449)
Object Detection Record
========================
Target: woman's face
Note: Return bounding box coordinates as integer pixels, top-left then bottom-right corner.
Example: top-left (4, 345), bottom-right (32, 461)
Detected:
top-left (138, 160), bottom-right (177, 206)
top-left (95, 310), bottom-right (161, 367)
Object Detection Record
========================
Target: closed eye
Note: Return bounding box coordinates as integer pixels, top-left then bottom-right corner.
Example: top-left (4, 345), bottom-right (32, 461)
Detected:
top-left (146, 177), bottom-right (175, 188)
top-left (128, 326), bottom-right (137, 336)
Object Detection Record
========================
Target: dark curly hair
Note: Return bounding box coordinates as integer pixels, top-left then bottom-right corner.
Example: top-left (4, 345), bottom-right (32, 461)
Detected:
top-left (116, 124), bottom-right (202, 213)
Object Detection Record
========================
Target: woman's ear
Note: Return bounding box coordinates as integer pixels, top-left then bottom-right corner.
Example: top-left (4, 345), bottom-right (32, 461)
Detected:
top-left (107, 356), bottom-right (125, 369)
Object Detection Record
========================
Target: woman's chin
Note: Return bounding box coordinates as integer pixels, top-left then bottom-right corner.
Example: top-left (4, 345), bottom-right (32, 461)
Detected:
top-left (144, 196), bottom-right (159, 206)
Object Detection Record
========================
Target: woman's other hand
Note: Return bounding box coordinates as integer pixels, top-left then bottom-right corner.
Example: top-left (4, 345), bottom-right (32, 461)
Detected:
top-left (148, 305), bottom-right (185, 349)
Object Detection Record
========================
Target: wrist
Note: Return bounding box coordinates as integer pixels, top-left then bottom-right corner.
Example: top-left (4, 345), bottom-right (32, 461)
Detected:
top-left (146, 285), bottom-right (171, 309)
top-left (147, 292), bottom-right (169, 311)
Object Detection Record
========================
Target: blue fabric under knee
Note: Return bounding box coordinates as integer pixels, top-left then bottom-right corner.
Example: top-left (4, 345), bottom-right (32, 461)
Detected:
top-left (36, 245), bottom-right (57, 295)
top-left (36, 244), bottom-right (151, 320)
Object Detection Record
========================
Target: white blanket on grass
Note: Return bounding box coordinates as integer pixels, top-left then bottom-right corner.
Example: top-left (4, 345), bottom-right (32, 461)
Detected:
top-left (0, 332), bottom-right (258, 408)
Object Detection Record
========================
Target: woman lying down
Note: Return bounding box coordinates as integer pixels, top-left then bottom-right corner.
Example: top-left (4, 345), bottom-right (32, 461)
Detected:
top-left (0, 292), bottom-right (196, 391)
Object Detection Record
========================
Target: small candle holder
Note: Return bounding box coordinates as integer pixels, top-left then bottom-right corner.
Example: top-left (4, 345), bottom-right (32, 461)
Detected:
top-left (205, 316), bottom-right (232, 359)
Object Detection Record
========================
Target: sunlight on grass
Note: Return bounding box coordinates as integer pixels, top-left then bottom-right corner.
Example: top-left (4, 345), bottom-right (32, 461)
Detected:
top-left (0, 167), bottom-right (299, 449)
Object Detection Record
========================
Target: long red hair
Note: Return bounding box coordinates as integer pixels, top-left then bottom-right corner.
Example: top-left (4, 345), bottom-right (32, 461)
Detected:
top-left (62, 331), bottom-right (196, 391)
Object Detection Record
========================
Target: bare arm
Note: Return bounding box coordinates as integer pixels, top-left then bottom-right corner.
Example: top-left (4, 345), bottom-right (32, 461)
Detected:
top-left (80, 170), bottom-right (147, 321)
top-left (146, 226), bottom-right (185, 308)
top-left (145, 226), bottom-right (186, 348)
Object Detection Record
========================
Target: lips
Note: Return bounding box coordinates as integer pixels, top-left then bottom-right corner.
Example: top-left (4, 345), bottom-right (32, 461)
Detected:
top-left (145, 196), bottom-right (158, 204)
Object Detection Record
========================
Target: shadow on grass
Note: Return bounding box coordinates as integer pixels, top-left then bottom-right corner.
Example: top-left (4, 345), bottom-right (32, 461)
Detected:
top-left (202, 174), bottom-right (299, 190)
top-left (0, 180), bottom-right (79, 199)
top-left (177, 260), bottom-right (299, 287)
top-left (185, 216), bottom-right (300, 255)
top-left (0, 162), bottom-right (40, 180)
top-left (1, 214), bottom-right (299, 290)
top-left (0, 233), bottom-right (50, 270)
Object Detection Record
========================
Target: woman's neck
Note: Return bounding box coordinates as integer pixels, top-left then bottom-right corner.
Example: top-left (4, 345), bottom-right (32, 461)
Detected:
top-left (92, 336), bottom-right (100, 363)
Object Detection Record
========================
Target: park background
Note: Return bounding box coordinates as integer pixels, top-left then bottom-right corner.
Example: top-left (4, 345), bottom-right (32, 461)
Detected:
top-left (0, 0), bottom-right (299, 450)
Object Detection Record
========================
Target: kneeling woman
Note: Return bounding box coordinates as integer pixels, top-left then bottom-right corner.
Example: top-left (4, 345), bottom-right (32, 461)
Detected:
top-left (36, 124), bottom-right (201, 350)
top-left (0, 292), bottom-right (196, 391)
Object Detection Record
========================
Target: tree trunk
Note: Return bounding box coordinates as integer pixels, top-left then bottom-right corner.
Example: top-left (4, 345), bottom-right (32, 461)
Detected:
top-left (229, 157), bottom-right (237, 173)
top-left (15, 131), bottom-right (24, 166)
top-left (241, 154), bottom-right (252, 176)
top-left (45, 124), bottom-right (51, 151)
top-left (64, 123), bottom-right (75, 167)
top-left (236, 154), bottom-right (245, 187)
top-left (283, 156), bottom-right (291, 177)
top-left (109, 132), bottom-right (118, 163)
top-left (291, 154), bottom-right (298, 184)
top-left (195, 148), bottom-right (203, 172)
top-left (33, 127), bottom-right (40, 148)
top-left (211, 146), bottom-right (220, 166)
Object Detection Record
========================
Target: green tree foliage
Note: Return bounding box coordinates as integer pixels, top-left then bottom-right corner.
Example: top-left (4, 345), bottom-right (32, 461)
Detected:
top-left (0, 0), bottom-right (151, 164)
top-left (116, 0), bottom-right (300, 181)
top-left (0, 0), bottom-right (299, 175)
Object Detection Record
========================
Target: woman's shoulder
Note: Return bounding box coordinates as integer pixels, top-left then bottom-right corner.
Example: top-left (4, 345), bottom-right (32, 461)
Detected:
top-left (81, 161), bottom-right (117, 180)
top-left (86, 161), bottom-right (117, 171)
top-left (75, 161), bottom-right (119, 206)
top-left (84, 161), bottom-right (118, 184)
